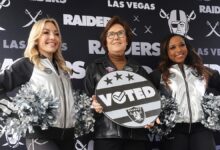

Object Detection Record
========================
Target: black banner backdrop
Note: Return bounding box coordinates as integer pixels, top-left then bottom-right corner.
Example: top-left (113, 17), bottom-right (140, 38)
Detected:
top-left (0, 0), bottom-right (220, 150)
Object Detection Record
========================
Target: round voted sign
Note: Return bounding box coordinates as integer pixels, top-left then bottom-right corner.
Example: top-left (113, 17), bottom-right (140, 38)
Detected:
top-left (95, 70), bottom-right (161, 128)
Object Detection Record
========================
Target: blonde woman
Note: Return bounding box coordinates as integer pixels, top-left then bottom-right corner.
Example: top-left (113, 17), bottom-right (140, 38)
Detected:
top-left (0, 18), bottom-right (76, 150)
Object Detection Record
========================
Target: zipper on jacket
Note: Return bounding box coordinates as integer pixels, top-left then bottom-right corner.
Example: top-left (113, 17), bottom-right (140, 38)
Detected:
top-left (180, 66), bottom-right (192, 133)
top-left (48, 59), bottom-right (67, 129)
top-left (60, 77), bottom-right (67, 128)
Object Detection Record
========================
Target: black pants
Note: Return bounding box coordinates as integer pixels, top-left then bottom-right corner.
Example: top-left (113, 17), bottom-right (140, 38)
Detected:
top-left (160, 123), bottom-right (216, 150)
top-left (26, 138), bottom-right (75, 150)
top-left (26, 127), bottom-right (75, 150)
top-left (94, 138), bottom-right (148, 150)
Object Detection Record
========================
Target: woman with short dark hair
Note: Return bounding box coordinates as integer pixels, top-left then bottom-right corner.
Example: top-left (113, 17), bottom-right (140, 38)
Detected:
top-left (84, 16), bottom-right (150, 150)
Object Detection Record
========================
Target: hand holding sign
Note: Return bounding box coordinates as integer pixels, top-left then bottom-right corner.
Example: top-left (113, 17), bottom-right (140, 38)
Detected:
top-left (95, 70), bottom-right (161, 128)
top-left (91, 95), bottom-right (103, 113)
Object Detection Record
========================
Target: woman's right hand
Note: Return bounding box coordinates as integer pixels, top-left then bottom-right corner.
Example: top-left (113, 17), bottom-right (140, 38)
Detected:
top-left (91, 95), bottom-right (103, 113)
top-left (144, 118), bottom-right (161, 129)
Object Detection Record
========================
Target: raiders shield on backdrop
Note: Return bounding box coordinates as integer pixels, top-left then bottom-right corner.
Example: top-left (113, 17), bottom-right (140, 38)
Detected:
top-left (95, 70), bottom-right (161, 128)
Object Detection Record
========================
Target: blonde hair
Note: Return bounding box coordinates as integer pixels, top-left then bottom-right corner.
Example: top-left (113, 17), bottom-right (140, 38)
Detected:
top-left (24, 18), bottom-right (72, 74)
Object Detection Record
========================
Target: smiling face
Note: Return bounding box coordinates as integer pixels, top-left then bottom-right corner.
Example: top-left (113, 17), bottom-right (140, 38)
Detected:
top-left (106, 24), bottom-right (127, 56)
top-left (37, 22), bottom-right (61, 59)
top-left (167, 35), bottom-right (188, 65)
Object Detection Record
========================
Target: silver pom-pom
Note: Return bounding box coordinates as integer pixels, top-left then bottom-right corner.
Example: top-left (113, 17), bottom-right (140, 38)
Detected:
top-left (0, 82), bottom-right (59, 138)
top-left (73, 90), bottom-right (95, 138)
top-left (149, 95), bottom-right (178, 136)
top-left (201, 93), bottom-right (220, 130)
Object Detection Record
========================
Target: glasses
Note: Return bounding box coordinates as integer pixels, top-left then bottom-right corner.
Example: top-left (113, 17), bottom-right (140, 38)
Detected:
top-left (107, 30), bottom-right (126, 39)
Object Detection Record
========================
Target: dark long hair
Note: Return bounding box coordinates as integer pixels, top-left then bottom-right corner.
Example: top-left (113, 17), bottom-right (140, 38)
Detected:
top-left (158, 33), bottom-right (211, 86)
top-left (100, 16), bottom-right (133, 52)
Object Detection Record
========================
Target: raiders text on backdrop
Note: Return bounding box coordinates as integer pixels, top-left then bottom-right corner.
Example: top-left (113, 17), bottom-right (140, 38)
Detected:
top-left (88, 40), bottom-right (160, 56)
top-left (199, 5), bottom-right (220, 14)
top-left (63, 15), bottom-right (110, 27)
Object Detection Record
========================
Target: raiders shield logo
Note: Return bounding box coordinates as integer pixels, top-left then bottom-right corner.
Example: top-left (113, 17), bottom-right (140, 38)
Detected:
top-left (126, 107), bottom-right (145, 123)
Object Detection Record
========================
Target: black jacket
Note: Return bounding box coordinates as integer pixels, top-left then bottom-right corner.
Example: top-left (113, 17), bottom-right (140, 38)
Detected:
top-left (84, 56), bottom-right (150, 140)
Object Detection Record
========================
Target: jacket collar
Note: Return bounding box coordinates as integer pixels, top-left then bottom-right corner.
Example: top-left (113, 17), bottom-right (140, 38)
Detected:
top-left (94, 55), bottom-right (139, 73)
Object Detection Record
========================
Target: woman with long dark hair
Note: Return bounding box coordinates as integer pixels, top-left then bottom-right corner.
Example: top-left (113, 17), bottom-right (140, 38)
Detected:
top-left (149, 33), bottom-right (220, 150)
